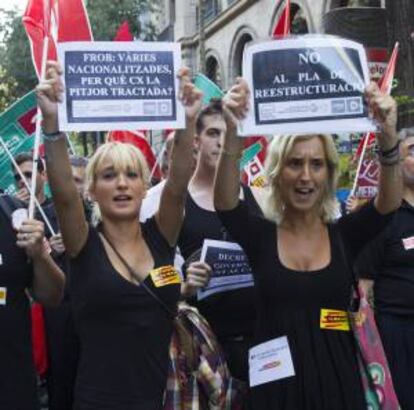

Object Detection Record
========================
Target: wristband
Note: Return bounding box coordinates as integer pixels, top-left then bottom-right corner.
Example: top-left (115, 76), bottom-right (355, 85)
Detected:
top-left (379, 140), bottom-right (400, 157)
top-left (42, 129), bottom-right (65, 142)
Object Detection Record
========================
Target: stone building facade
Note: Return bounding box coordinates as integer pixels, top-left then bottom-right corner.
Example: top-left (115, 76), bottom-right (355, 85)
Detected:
top-left (156, 0), bottom-right (382, 90)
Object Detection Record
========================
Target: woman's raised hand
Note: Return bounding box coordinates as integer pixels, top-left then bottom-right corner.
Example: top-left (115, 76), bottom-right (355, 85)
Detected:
top-left (222, 77), bottom-right (250, 131)
top-left (177, 67), bottom-right (203, 121)
top-left (36, 61), bottom-right (64, 133)
top-left (365, 82), bottom-right (398, 150)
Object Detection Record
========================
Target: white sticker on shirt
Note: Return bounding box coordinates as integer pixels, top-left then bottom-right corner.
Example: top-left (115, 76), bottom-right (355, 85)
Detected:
top-left (402, 236), bottom-right (414, 250)
top-left (0, 253), bottom-right (3, 265)
top-left (0, 287), bottom-right (7, 306)
top-left (249, 336), bottom-right (295, 387)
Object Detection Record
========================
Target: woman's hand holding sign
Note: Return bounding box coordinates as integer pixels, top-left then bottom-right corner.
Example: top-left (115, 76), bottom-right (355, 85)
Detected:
top-left (177, 67), bottom-right (203, 121)
top-left (365, 82), bottom-right (398, 151)
top-left (37, 61), bottom-right (64, 134)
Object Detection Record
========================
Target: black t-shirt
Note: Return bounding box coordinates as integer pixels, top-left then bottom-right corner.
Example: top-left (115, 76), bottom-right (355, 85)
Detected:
top-left (0, 205), bottom-right (38, 410)
top-left (216, 201), bottom-right (392, 410)
top-left (177, 186), bottom-right (262, 339)
top-left (356, 200), bottom-right (414, 316)
top-left (69, 217), bottom-right (179, 410)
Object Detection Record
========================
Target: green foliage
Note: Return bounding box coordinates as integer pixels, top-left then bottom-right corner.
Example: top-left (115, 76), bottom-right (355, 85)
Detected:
top-left (86, 0), bottom-right (159, 41)
top-left (0, 8), bottom-right (37, 107)
top-left (338, 153), bottom-right (352, 189)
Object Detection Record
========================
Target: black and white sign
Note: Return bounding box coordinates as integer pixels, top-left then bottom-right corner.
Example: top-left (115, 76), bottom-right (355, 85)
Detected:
top-left (57, 42), bottom-right (185, 131)
top-left (241, 36), bottom-right (377, 135)
top-left (198, 239), bottom-right (254, 300)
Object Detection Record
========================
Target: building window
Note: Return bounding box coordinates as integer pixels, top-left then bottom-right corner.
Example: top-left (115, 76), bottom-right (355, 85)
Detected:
top-left (196, 0), bottom-right (221, 26)
top-left (233, 33), bottom-right (253, 78)
top-left (291, 4), bottom-right (309, 34)
top-left (206, 56), bottom-right (221, 87)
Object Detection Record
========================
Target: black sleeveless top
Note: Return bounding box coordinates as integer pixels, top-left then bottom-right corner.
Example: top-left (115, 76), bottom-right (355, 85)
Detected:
top-left (69, 217), bottom-right (179, 410)
top-left (217, 201), bottom-right (393, 410)
top-left (177, 186), bottom-right (262, 339)
top-left (0, 206), bottom-right (38, 410)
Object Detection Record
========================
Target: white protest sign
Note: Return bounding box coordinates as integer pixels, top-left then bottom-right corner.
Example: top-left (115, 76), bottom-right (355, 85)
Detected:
top-left (249, 336), bottom-right (295, 387)
top-left (57, 42), bottom-right (185, 132)
top-left (198, 239), bottom-right (254, 300)
top-left (241, 35), bottom-right (377, 136)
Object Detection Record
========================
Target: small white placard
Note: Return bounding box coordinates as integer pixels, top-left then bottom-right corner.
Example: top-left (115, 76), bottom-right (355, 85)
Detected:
top-left (198, 239), bottom-right (254, 300)
top-left (57, 41), bottom-right (185, 132)
top-left (241, 35), bottom-right (377, 136)
top-left (249, 336), bottom-right (295, 387)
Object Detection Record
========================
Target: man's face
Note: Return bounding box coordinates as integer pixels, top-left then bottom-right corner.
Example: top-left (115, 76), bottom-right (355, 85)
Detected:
top-left (196, 114), bottom-right (227, 170)
top-left (72, 165), bottom-right (87, 198)
top-left (14, 160), bottom-right (45, 201)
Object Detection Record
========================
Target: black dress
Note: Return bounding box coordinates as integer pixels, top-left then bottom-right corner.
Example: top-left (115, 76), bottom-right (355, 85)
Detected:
top-left (0, 205), bottom-right (38, 410)
top-left (69, 217), bottom-right (179, 410)
top-left (217, 201), bottom-right (393, 410)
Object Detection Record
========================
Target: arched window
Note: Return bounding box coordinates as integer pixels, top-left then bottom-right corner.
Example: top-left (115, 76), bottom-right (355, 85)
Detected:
top-left (233, 33), bottom-right (253, 78)
top-left (290, 4), bottom-right (309, 34)
top-left (205, 55), bottom-right (221, 87)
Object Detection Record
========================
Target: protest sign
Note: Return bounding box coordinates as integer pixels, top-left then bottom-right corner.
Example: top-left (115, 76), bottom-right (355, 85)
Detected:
top-left (356, 158), bottom-right (379, 199)
top-left (58, 42), bottom-right (185, 132)
top-left (0, 91), bottom-right (37, 194)
top-left (198, 239), bottom-right (254, 300)
top-left (241, 35), bottom-right (376, 136)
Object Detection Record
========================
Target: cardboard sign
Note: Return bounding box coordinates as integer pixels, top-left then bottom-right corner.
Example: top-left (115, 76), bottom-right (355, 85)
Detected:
top-left (241, 35), bottom-right (376, 135)
top-left (249, 336), bottom-right (295, 387)
top-left (357, 158), bottom-right (379, 199)
top-left (58, 42), bottom-right (185, 132)
top-left (198, 239), bottom-right (254, 300)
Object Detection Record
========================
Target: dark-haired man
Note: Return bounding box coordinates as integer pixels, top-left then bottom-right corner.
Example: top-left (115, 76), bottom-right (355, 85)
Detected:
top-left (178, 100), bottom-right (263, 388)
top-left (14, 152), bottom-right (48, 206)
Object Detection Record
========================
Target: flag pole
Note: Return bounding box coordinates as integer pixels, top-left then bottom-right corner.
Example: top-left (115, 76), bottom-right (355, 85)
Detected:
top-left (149, 140), bottom-right (167, 181)
top-left (350, 132), bottom-right (371, 197)
top-left (349, 42), bottom-right (399, 199)
top-left (28, 34), bottom-right (49, 219)
top-left (0, 136), bottom-right (56, 236)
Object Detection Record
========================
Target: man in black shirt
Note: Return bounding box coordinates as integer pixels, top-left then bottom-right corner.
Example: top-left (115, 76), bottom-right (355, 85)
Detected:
top-left (178, 101), bottom-right (263, 391)
top-left (357, 126), bottom-right (414, 410)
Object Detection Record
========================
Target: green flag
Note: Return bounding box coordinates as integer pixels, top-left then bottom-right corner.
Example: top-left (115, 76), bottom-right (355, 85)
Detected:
top-left (194, 73), bottom-right (224, 105)
top-left (240, 142), bottom-right (263, 170)
top-left (0, 91), bottom-right (37, 194)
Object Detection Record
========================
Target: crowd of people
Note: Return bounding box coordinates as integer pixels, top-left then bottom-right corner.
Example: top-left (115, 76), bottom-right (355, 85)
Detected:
top-left (0, 56), bottom-right (413, 410)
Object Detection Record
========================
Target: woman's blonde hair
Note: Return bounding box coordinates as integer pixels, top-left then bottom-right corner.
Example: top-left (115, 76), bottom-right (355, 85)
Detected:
top-left (263, 134), bottom-right (340, 224)
top-left (85, 142), bottom-right (150, 224)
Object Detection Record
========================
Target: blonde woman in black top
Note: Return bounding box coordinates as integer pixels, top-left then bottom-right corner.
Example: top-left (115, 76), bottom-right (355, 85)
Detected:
top-left (37, 62), bottom-right (202, 410)
top-left (214, 78), bottom-right (401, 410)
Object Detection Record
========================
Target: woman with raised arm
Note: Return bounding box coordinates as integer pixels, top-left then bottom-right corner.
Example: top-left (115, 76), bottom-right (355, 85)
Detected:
top-left (37, 61), bottom-right (202, 410)
top-left (214, 78), bottom-right (401, 410)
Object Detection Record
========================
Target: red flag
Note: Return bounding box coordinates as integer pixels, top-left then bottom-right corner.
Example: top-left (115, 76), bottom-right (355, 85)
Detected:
top-left (272, 0), bottom-right (291, 38)
top-left (55, 0), bottom-right (93, 41)
top-left (23, 0), bottom-right (93, 77)
top-left (354, 43), bottom-right (399, 159)
top-left (114, 21), bottom-right (134, 41)
top-left (22, 0), bottom-right (57, 77)
top-left (107, 131), bottom-right (161, 180)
